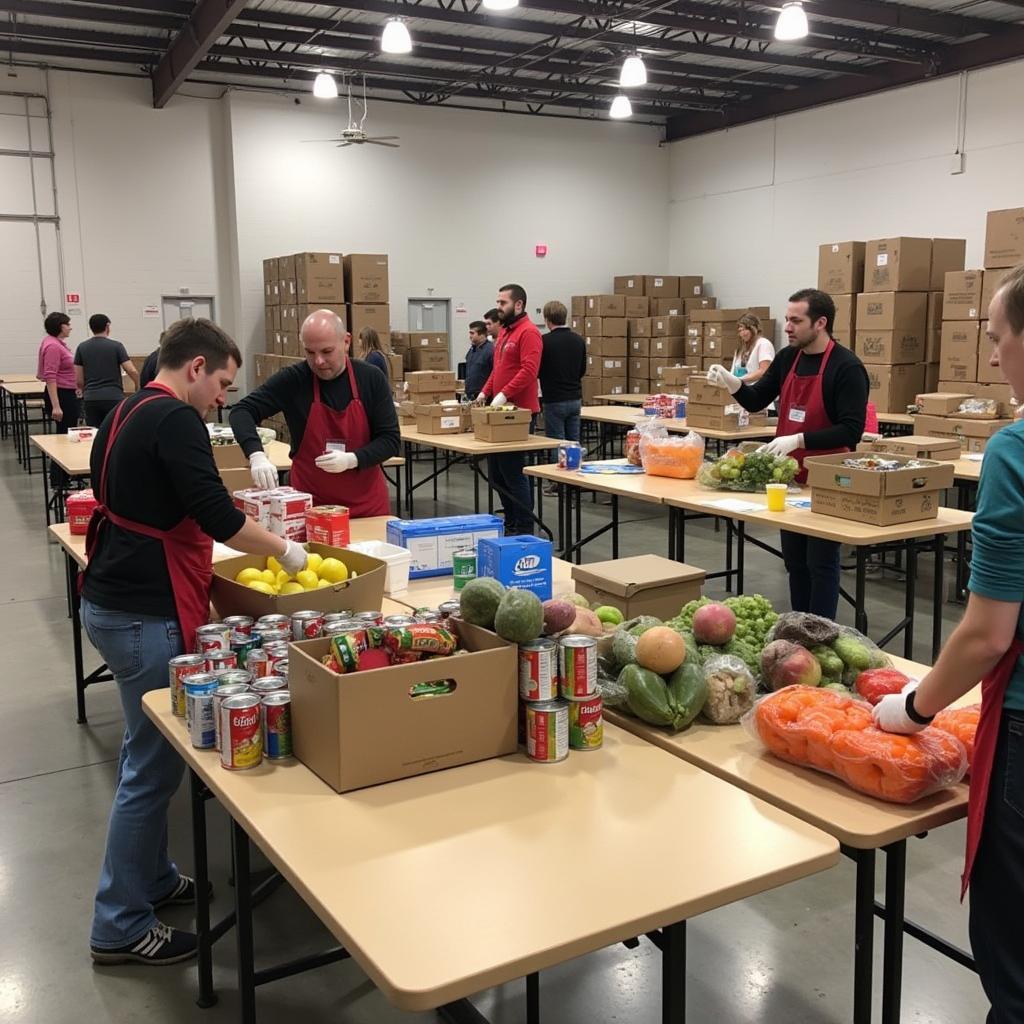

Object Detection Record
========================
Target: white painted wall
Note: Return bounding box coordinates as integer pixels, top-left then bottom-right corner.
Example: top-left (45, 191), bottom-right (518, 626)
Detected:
top-left (667, 58), bottom-right (1024, 340)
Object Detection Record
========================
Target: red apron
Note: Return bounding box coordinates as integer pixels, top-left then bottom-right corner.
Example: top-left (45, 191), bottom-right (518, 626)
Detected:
top-left (82, 383), bottom-right (213, 647)
top-left (288, 360), bottom-right (390, 518)
top-left (776, 339), bottom-right (850, 484)
top-left (961, 638), bottom-right (1024, 898)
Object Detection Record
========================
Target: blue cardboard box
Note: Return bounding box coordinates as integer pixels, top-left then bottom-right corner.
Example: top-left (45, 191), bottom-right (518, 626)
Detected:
top-left (477, 536), bottom-right (553, 600)
top-left (386, 515), bottom-right (504, 579)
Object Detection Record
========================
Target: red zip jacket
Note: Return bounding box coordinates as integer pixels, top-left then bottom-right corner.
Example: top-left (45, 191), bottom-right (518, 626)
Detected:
top-left (480, 313), bottom-right (542, 413)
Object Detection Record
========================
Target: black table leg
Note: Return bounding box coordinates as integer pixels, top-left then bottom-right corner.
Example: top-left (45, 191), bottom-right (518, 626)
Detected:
top-left (433, 448), bottom-right (438, 502)
top-left (403, 441), bottom-right (413, 516)
top-left (42, 454), bottom-right (52, 526)
top-left (526, 972), bottom-right (540, 1024)
top-left (855, 548), bottom-right (868, 636)
top-left (933, 533), bottom-right (946, 661)
top-left (611, 495), bottom-right (619, 558)
top-left (737, 520), bottom-right (745, 593)
top-left (68, 551), bottom-right (88, 725)
top-left (473, 459), bottom-right (480, 513)
top-left (574, 488), bottom-right (582, 563)
top-left (662, 920), bottom-right (686, 1024)
top-left (903, 539), bottom-right (917, 660)
top-left (881, 840), bottom-right (907, 1024)
top-left (668, 507), bottom-right (676, 560)
top-left (853, 847), bottom-right (876, 1024)
top-left (725, 520), bottom-right (734, 593)
top-left (231, 818), bottom-right (257, 1024)
top-left (191, 770), bottom-right (217, 1008)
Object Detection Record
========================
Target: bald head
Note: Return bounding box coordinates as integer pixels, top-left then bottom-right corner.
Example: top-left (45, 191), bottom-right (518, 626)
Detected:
top-left (301, 309), bottom-right (351, 380)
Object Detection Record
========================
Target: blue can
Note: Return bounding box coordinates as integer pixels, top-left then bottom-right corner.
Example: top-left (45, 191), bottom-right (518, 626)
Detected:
top-left (185, 675), bottom-right (219, 749)
top-left (558, 442), bottom-right (582, 470)
top-left (674, 397), bottom-right (687, 419)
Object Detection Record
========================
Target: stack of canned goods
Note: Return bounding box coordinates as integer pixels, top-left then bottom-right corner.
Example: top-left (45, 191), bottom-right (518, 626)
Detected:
top-left (518, 633), bottom-right (603, 763)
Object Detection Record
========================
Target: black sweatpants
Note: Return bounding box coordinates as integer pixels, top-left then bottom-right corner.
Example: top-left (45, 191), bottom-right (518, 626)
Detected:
top-left (84, 398), bottom-right (121, 428)
top-left (43, 387), bottom-right (81, 486)
top-left (779, 529), bottom-right (841, 619)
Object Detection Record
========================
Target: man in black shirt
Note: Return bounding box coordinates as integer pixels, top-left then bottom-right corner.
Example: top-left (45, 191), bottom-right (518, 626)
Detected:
top-left (539, 300), bottom-right (587, 495)
top-left (463, 320), bottom-right (493, 401)
top-left (230, 309), bottom-right (399, 516)
top-left (83, 318), bottom-right (307, 967)
top-left (74, 313), bottom-right (139, 426)
top-left (708, 288), bottom-right (869, 618)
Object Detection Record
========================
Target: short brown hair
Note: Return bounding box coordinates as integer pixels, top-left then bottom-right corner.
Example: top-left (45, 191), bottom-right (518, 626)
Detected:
top-left (358, 326), bottom-right (383, 354)
top-left (543, 300), bottom-right (567, 326)
top-left (158, 317), bottom-right (242, 372)
top-left (996, 264), bottom-right (1024, 334)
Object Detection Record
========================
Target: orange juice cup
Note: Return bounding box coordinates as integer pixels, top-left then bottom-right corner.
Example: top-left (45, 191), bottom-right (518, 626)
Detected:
top-left (765, 483), bottom-right (788, 512)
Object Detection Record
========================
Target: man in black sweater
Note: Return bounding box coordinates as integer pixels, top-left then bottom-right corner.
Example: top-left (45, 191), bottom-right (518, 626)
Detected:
top-left (230, 309), bottom-right (399, 517)
top-left (539, 300), bottom-right (587, 495)
top-left (708, 288), bottom-right (869, 618)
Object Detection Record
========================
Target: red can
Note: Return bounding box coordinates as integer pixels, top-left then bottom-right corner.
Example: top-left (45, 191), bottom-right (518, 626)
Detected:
top-left (223, 615), bottom-right (254, 636)
top-left (558, 635), bottom-right (598, 698)
top-left (256, 614), bottom-right (290, 632)
top-left (205, 648), bottom-right (238, 673)
top-left (518, 639), bottom-right (558, 702)
top-left (219, 694), bottom-right (263, 770)
top-left (246, 649), bottom-right (270, 678)
top-left (568, 694), bottom-right (604, 750)
top-left (195, 623), bottom-right (230, 654)
top-left (525, 700), bottom-right (569, 763)
top-left (291, 610), bottom-right (324, 640)
top-left (261, 691), bottom-right (293, 759)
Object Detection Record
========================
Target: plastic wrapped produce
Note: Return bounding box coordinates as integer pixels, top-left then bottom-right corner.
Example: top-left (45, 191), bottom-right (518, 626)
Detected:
top-left (746, 685), bottom-right (967, 803)
top-left (701, 654), bottom-right (757, 724)
top-left (639, 429), bottom-right (705, 480)
top-left (932, 705), bottom-right (980, 772)
top-left (697, 446), bottom-right (799, 492)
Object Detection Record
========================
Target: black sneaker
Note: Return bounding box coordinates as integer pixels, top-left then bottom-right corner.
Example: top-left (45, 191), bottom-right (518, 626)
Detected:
top-left (91, 922), bottom-right (197, 966)
top-left (153, 874), bottom-right (213, 909)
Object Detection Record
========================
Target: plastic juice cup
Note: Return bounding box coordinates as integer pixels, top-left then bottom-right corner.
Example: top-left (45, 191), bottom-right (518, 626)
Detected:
top-left (765, 483), bottom-right (788, 512)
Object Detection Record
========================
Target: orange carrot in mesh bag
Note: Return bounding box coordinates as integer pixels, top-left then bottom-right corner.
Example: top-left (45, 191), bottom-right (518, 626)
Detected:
top-left (932, 705), bottom-right (980, 772)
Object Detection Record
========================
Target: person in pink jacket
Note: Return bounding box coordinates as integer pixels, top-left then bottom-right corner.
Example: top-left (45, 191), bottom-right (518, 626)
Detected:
top-left (475, 283), bottom-right (542, 534)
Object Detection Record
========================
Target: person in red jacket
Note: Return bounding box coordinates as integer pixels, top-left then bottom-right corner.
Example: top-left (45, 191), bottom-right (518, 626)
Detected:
top-left (475, 283), bottom-right (542, 534)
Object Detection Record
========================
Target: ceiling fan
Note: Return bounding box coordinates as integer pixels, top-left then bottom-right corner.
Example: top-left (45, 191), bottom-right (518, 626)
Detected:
top-left (303, 75), bottom-right (401, 148)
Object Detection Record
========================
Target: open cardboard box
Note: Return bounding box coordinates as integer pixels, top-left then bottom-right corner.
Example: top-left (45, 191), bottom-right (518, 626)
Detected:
top-left (210, 542), bottom-right (385, 619)
top-left (856, 435), bottom-right (962, 461)
top-left (571, 554), bottom-right (705, 620)
top-left (288, 618), bottom-right (518, 792)
top-left (471, 406), bottom-right (532, 442)
top-left (804, 453), bottom-right (954, 526)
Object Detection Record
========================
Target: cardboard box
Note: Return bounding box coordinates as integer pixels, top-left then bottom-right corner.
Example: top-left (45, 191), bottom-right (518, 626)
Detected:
top-left (571, 555), bottom-right (705, 620)
top-left (687, 374), bottom-right (732, 406)
top-left (661, 366), bottom-right (693, 387)
top-left (855, 330), bottom-right (923, 365)
top-left (602, 317), bottom-right (627, 338)
top-left (392, 331), bottom-right (448, 351)
top-left (613, 275), bottom-right (645, 296)
top-left (600, 357), bottom-right (627, 379)
top-left (925, 330), bottom-right (941, 364)
top-left (832, 293), bottom-right (856, 345)
top-left (478, 536), bottom-right (553, 601)
top-left (600, 337), bottom-right (628, 358)
top-left (582, 378), bottom-right (601, 404)
top-left (265, 304), bottom-right (281, 332)
top-left (571, 295), bottom-right (586, 316)
top-left (279, 304), bottom-right (299, 333)
top-left (925, 363), bottom-right (940, 392)
top-left (414, 404), bottom-right (466, 435)
top-left (386, 352), bottom-right (403, 381)
top-left (628, 336), bottom-right (651, 357)
top-left (916, 392), bottom-right (973, 416)
top-left (913, 415), bottom-right (1012, 453)
top-left (629, 356), bottom-right (650, 380)
top-left (685, 323), bottom-right (703, 341)
top-left (981, 267), bottom-right (1010, 313)
top-left (627, 380), bottom-right (652, 395)
top-left (703, 335), bottom-right (728, 359)
top-left (930, 238), bottom-right (966, 291)
top-left (570, 316), bottom-right (585, 334)
top-left (684, 297), bottom-right (717, 313)
top-left (643, 276), bottom-right (679, 297)
top-left (857, 435), bottom-right (962, 461)
top-left (648, 337), bottom-right (686, 359)
top-left (348, 303), bottom-right (390, 337)
top-left (343, 254), bottom-right (389, 303)
top-left (406, 370), bottom-right (457, 393)
top-left (818, 241), bottom-right (866, 293)
top-left (585, 294), bottom-right (626, 317)
top-left (684, 404), bottom-right (738, 429)
top-left (805, 452), bottom-right (953, 526)
top-left (939, 321), bottom-right (980, 382)
top-left (867, 363), bottom-right (925, 414)
top-left (984, 207), bottom-right (1024, 268)
top-left (690, 306), bottom-right (770, 323)
top-left (211, 543), bottom-right (385, 619)
top-left (471, 406), bottom-right (532, 442)
top-left (624, 296), bottom-right (650, 317)
top-left (926, 291), bottom-right (944, 332)
top-left (649, 357), bottom-right (686, 380)
top-left (627, 317), bottom-right (651, 338)
top-left (603, 381), bottom-right (626, 396)
top-left (289, 618), bottom-right (517, 794)
top-left (651, 298), bottom-right (685, 316)
top-left (856, 291), bottom-right (927, 332)
top-left (704, 320), bottom-right (738, 340)
top-left (293, 252), bottom-right (345, 304)
top-left (864, 237), bottom-right (932, 292)
top-left (263, 257), bottom-right (278, 298)
top-left (387, 514), bottom-right (504, 577)
top-left (584, 316), bottom-right (602, 336)
top-left (942, 271), bottom-right (985, 321)
top-left (678, 276), bottom-right (704, 297)
top-left (406, 350), bottom-right (451, 372)
top-left (685, 337), bottom-right (702, 360)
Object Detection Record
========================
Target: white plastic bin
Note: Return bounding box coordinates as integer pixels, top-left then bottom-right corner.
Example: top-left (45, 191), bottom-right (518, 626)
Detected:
top-left (347, 540), bottom-right (412, 596)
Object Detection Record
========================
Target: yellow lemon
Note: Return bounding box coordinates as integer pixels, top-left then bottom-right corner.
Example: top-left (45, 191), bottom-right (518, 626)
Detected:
top-left (276, 569), bottom-right (292, 588)
top-left (267, 556), bottom-right (283, 575)
top-left (305, 552), bottom-right (323, 574)
top-left (317, 578), bottom-right (332, 589)
top-left (296, 569), bottom-right (319, 590)
top-left (259, 569), bottom-right (276, 586)
top-left (318, 557), bottom-right (348, 584)
top-left (247, 580), bottom-right (276, 595)
top-left (279, 581), bottom-right (305, 596)
top-left (235, 567), bottom-right (263, 585)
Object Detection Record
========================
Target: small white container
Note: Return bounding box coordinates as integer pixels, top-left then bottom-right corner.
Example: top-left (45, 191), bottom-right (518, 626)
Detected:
top-left (347, 540), bottom-right (412, 595)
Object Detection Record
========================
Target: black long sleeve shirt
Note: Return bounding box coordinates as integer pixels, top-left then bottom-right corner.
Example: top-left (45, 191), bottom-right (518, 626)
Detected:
top-left (733, 341), bottom-right (869, 450)
top-left (229, 359), bottom-right (400, 467)
top-left (539, 327), bottom-right (587, 403)
top-left (83, 388), bottom-right (246, 618)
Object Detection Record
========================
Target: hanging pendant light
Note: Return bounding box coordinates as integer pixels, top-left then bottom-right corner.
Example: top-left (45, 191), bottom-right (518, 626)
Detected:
top-left (381, 17), bottom-right (413, 54)
top-left (482, 0), bottom-right (519, 8)
top-left (619, 54), bottom-right (647, 88)
top-left (312, 72), bottom-right (338, 99)
top-left (774, 2), bottom-right (809, 40)
top-left (609, 95), bottom-right (633, 119)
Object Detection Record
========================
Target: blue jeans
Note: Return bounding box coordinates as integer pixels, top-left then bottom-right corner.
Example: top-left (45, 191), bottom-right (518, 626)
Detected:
top-left (779, 530), bottom-right (841, 619)
top-left (543, 399), bottom-right (581, 443)
top-left (82, 599), bottom-right (186, 948)
top-left (487, 414), bottom-right (536, 532)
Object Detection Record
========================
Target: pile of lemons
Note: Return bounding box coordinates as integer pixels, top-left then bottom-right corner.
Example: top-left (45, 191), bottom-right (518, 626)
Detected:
top-left (234, 551), bottom-right (353, 596)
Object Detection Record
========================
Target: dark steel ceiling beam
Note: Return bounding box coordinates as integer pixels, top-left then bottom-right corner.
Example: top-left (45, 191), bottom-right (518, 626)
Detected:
top-left (781, 0), bottom-right (1004, 37)
top-left (0, 0), bottom-right (183, 31)
top-left (152, 0), bottom-right (248, 107)
top-left (0, 19), bottom-right (165, 51)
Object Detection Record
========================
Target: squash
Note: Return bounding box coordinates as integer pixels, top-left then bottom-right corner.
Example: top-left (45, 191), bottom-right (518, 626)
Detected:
top-left (621, 664), bottom-right (674, 726)
top-left (666, 661), bottom-right (707, 730)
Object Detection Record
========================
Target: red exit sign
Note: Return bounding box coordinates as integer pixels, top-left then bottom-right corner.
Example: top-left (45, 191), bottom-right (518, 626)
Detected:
top-left (66, 292), bottom-right (81, 305)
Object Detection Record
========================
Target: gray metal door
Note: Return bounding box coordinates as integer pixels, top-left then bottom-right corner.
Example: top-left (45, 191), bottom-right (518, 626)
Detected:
top-left (163, 295), bottom-right (215, 327)
top-left (407, 299), bottom-right (450, 333)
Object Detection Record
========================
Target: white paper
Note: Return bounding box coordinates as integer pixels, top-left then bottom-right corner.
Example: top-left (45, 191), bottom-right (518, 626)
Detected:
top-left (329, 254), bottom-right (340, 264)
top-left (142, 305), bottom-right (160, 318)
top-left (963, 453), bottom-right (984, 462)
top-left (786, 498), bottom-right (813, 509)
top-left (877, 253), bottom-right (889, 266)
top-left (654, 277), bottom-right (663, 286)
top-left (831, 244), bottom-right (840, 253)
top-left (704, 498), bottom-right (764, 513)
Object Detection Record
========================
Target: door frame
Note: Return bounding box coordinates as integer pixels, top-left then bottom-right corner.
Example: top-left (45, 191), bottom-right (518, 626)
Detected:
top-left (161, 294), bottom-right (216, 328)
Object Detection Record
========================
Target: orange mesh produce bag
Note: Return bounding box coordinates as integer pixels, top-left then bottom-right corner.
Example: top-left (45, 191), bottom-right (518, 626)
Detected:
top-left (638, 432), bottom-right (705, 479)
top-left (747, 685), bottom-right (967, 804)
top-left (932, 705), bottom-right (980, 772)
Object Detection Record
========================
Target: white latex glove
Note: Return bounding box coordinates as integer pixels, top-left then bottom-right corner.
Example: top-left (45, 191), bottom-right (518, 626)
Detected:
top-left (314, 450), bottom-right (359, 474)
top-left (279, 539), bottom-right (308, 577)
top-left (759, 434), bottom-right (803, 458)
top-left (248, 450), bottom-right (277, 490)
top-left (706, 364), bottom-right (742, 395)
top-left (872, 680), bottom-right (928, 734)
top-left (490, 391), bottom-right (508, 408)
top-left (473, 392), bottom-right (488, 407)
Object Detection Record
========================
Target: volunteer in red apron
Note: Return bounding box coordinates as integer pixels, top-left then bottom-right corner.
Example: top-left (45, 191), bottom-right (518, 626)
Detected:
top-left (707, 288), bottom-right (869, 618)
top-left (875, 265), bottom-right (1024, 1022)
top-left (230, 310), bottom-right (399, 516)
top-left (82, 318), bottom-right (307, 967)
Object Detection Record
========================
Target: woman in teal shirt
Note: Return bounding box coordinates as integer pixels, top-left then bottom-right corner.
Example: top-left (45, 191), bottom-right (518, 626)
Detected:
top-left (875, 263), bottom-right (1024, 1022)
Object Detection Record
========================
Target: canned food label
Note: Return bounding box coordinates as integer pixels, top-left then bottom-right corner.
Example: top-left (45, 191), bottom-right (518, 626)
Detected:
top-left (526, 702), bottom-right (568, 762)
top-left (518, 643), bottom-right (557, 702)
top-left (559, 640), bottom-right (597, 698)
top-left (263, 699), bottom-right (293, 759)
top-left (221, 698), bottom-right (262, 769)
top-left (569, 695), bottom-right (604, 750)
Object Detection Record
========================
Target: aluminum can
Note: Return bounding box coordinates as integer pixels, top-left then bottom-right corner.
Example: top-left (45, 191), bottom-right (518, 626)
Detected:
top-left (558, 635), bottom-right (598, 698)
top-left (204, 648), bottom-right (237, 674)
top-left (255, 613), bottom-right (291, 632)
top-left (567, 693), bottom-right (603, 750)
top-left (223, 615), bottom-right (254, 636)
top-left (212, 682), bottom-right (251, 750)
top-left (525, 700), bottom-right (569, 763)
top-left (230, 630), bottom-right (260, 669)
top-left (168, 654), bottom-right (205, 717)
top-left (185, 675), bottom-right (219, 748)
top-left (261, 691), bottom-right (293, 760)
top-left (195, 623), bottom-right (230, 654)
top-left (382, 614), bottom-right (416, 628)
top-left (452, 548), bottom-right (476, 591)
top-left (438, 600), bottom-right (461, 622)
top-left (219, 693), bottom-right (262, 770)
top-left (352, 611), bottom-right (383, 626)
top-left (291, 610), bottom-right (324, 640)
top-left (250, 675), bottom-right (287, 697)
top-left (246, 649), bottom-right (271, 678)
top-left (518, 638), bottom-right (558, 702)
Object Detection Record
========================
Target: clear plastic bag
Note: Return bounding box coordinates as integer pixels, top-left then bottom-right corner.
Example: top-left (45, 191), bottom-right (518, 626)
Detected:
top-left (597, 655), bottom-right (629, 708)
top-left (697, 442), bottom-right (798, 492)
top-left (628, 417), bottom-right (666, 467)
top-left (932, 705), bottom-right (981, 773)
top-left (701, 653), bottom-right (756, 724)
top-left (639, 429), bottom-right (705, 480)
top-left (743, 685), bottom-right (968, 803)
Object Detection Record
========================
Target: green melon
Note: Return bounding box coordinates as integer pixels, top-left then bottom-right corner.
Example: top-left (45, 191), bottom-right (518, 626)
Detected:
top-left (493, 588), bottom-right (545, 644)
top-left (459, 577), bottom-right (506, 629)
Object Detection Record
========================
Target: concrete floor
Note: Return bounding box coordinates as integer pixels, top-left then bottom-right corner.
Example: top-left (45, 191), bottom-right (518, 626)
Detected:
top-left (0, 439), bottom-right (990, 1024)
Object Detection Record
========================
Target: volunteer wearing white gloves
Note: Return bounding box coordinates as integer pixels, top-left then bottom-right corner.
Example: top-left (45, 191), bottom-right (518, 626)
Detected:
top-left (874, 265), bottom-right (1024, 1023)
top-left (230, 309), bottom-right (399, 517)
top-left (707, 289), bottom-right (869, 618)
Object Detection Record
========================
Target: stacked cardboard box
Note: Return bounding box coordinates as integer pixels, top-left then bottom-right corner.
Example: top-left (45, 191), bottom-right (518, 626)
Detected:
top-left (391, 331), bottom-right (451, 372)
top-left (913, 391), bottom-right (1013, 454)
top-left (685, 373), bottom-right (767, 430)
top-left (818, 241), bottom-right (864, 349)
top-left (689, 307), bottom-right (772, 373)
top-left (344, 254), bottom-right (390, 339)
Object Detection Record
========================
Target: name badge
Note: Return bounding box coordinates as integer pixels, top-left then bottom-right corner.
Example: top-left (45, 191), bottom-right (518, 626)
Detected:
top-left (325, 440), bottom-right (347, 452)
top-left (788, 408), bottom-right (807, 424)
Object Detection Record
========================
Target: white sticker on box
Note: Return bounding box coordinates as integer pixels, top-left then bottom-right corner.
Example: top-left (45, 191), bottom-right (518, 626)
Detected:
top-left (654, 277), bottom-right (664, 287)
top-left (329, 254), bottom-right (340, 264)
top-left (627, 278), bottom-right (634, 287)
top-left (420, 338), bottom-right (429, 346)
top-left (831, 244), bottom-right (840, 253)
top-left (969, 307), bottom-right (978, 318)
top-left (437, 532), bottom-right (475, 568)
top-left (440, 416), bottom-right (459, 429)
top-left (877, 253), bottom-right (888, 266)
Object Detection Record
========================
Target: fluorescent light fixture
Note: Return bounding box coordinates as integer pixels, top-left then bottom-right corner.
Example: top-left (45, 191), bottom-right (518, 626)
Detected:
top-left (381, 17), bottom-right (413, 53)
top-left (619, 54), bottom-right (647, 88)
top-left (609, 94), bottom-right (632, 119)
top-left (774, 2), bottom-right (809, 40)
top-left (482, 0), bottom-right (519, 9)
top-left (312, 72), bottom-right (338, 99)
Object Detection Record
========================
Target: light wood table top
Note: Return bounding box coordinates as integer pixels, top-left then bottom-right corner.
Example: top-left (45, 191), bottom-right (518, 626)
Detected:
top-left (2, 380), bottom-right (45, 396)
top-left (0, 373), bottom-right (40, 384)
top-left (878, 412), bottom-right (915, 427)
top-left (952, 456), bottom-right (982, 483)
top-left (581, 404), bottom-right (776, 442)
top-left (595, 393), bottom-right (646, 406)
top-left (400, 424), bottom-right (560, 456)
top-left (142, 694), bottom-right (838, 1010)
top-left (525, 460), bottom-right (693, 504)
top-left (607, 656), bottom-right (976, 850)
